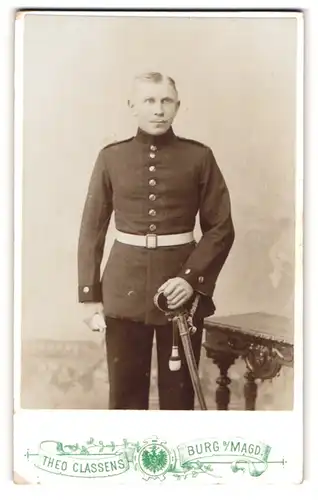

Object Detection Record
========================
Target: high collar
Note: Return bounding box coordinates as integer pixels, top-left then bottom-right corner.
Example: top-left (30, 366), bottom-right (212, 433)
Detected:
top-left (134, 127), bottom-right (176, 146)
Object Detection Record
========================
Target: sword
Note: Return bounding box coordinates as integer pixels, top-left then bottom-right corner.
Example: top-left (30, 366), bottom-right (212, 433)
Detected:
top-left (153, 291), bottom-right (208, 411)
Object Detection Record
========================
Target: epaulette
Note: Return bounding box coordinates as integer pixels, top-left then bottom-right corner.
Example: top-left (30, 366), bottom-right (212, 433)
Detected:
top-left (102, 137), bottom-right (134, 150)
top-left (177, 136), bottom-right (208, 149)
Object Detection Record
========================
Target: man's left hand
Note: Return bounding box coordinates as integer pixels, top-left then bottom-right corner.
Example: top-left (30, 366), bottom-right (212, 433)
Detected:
top-left (158, 277), bottom-right (194, 310)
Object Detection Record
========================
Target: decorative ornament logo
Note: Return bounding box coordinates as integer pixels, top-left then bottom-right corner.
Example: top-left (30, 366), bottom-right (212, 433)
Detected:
top-left (134, 437), bottom-right (176, 481)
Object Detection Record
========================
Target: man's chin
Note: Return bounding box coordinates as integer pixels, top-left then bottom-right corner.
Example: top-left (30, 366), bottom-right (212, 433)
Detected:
top-left (146, 123), bottom-right (170, 135)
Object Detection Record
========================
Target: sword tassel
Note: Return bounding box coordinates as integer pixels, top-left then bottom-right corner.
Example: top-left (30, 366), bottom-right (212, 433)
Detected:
top-left (169, 319), bottom-right (181, 371)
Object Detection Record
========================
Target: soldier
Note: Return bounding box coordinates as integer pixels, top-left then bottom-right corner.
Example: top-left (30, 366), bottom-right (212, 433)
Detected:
top-left (78, 72), bottom-right (235, 410)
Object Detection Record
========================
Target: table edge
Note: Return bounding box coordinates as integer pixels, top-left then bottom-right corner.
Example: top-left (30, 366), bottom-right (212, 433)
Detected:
top-left (203, 319), bottom-right (294, 347)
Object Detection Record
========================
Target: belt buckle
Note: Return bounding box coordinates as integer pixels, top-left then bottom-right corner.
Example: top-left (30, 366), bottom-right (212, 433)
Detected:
top-left (146, 233), bottom-right (158, 249)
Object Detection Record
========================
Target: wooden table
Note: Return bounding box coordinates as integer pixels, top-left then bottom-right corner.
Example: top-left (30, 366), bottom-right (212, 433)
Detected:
top-left (203, 312), bottom-right (294, 410)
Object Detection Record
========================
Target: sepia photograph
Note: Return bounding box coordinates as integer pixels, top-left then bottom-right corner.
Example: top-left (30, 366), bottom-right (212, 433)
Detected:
top-left (16, 11), bottom-right (302, 414)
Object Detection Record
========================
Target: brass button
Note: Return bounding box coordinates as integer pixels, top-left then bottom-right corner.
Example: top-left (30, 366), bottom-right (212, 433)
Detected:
top-left (149, 152), bottom-right (156, 159)
top-left (149, 224), bottom-right (157, 232)
top-left (148, 209), bottom-right (156, 216)
top-left (83, 286), bottom-right (90, 293)
top-left (198, 276), bottom-right (204, 283)
top-left (149, 179), bottom-right (157, 187)
top-left (184, 269), bottom-right (191, 275)
top-left (149, 165), bottom-right (156, 172)
top-left (149, 194), bottom-right (156, 201)
top-left (150, 145), bottom-right (157, 151)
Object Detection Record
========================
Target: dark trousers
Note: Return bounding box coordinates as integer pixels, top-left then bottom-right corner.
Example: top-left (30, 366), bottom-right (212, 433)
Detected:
top-left (105, 316), bottom-right (203, 410)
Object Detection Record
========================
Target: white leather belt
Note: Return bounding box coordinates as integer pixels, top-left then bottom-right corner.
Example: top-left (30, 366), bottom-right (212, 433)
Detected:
top-left (115, 230), bottom-right (194, 249)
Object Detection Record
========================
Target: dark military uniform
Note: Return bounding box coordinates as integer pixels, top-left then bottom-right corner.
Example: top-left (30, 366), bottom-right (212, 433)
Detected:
top-left (77, 127), bottom-right (235, 410)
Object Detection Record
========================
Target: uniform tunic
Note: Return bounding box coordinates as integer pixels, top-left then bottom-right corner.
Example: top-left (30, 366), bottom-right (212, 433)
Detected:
top-left (77, 127), bottom-right (235, 325)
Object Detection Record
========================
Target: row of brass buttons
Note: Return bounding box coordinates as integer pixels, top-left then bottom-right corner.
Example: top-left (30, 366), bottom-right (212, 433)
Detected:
top-left (148, 145), bottom-right (158, 232)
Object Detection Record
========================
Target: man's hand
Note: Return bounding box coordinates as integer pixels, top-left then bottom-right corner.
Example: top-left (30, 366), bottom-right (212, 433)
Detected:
top-left (82, 302), bottom-right (106, 332)
top-left (158, 278), bottom-right (194, 310)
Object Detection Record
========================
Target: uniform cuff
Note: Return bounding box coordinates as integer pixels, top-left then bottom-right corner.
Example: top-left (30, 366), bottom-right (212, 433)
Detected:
top-left (178, 268), bottom-right (215, 296)
top-left (178, 267), bottom-right (205, 288)
top-left (78, 283), bottom-right (102, 302)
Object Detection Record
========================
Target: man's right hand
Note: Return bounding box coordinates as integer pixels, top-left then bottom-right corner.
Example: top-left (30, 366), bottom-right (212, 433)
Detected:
top-left (81, 302), bottom-right (106, 332)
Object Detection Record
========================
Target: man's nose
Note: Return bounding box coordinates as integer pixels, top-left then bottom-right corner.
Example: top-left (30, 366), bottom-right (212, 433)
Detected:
top-left (153, 102), bottom-right (164, 115)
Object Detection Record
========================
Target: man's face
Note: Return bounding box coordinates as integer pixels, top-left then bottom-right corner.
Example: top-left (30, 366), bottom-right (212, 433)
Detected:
top-left (129, 80), bottom-right (180, 135)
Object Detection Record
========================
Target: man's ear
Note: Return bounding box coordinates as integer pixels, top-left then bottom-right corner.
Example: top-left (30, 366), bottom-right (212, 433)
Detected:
top-left (174, 100), bottom-right (181, 116)
top-left (128, 99), bottom-right (138, 117)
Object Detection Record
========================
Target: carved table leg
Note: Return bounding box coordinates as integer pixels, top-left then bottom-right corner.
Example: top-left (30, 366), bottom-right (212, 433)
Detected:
top-left (212, 354), bottom-right (237, 410)
top-left (244, 370), bottom-right (257, 410)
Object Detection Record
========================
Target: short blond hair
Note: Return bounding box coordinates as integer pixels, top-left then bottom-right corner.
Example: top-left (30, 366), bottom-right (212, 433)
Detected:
top-left (133, 72), bottom-right (178, 94)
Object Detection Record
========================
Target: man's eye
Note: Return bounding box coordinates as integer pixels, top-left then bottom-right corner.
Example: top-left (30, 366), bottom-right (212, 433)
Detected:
top-left (145, 98), bottom-right (155, 103)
